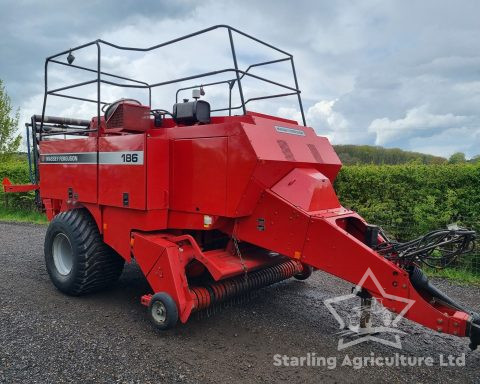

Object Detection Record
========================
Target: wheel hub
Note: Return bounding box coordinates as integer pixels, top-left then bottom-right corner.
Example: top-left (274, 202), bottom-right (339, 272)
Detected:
top-left (52, 233), bottom-right (73, 276)
top-left (151, 301), bottom-right (167, 324)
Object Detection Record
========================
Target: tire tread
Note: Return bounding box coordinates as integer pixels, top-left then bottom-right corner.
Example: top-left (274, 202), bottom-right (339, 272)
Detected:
top-left (46, 209), bottom-right (124, 295)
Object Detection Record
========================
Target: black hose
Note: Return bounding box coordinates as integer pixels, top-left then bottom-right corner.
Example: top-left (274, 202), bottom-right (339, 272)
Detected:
top-left (376, 228), bottom-right (476, 268)
top-left (409, 266), bottom-right (470, 313)
top-left (409, 266), bottom-right (480, 350)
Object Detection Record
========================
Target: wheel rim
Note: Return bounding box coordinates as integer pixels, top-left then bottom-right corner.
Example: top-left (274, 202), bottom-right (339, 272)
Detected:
top-left (151, 301), bottom-right (167, 324)
top-left (52, 233), bottom-right (73, 276)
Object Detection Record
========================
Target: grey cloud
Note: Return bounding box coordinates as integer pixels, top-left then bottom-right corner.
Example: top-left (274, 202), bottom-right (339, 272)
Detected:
top-left (0, 0), bottom-right (196, 102)
top-left (1, 0), bottom-right (480, 157)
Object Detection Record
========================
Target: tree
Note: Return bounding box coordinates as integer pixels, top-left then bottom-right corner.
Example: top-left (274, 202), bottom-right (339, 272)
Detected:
top-left (448, 152), bottom-right (466, 164)
top-left (471, 155), bottom-right (480, 164)
top-left (0, 79), bottom-right (21, 161)
top-left (333, 144), bottom-right (447, 165)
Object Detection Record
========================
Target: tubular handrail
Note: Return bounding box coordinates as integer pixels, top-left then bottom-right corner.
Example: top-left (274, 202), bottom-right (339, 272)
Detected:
top-left (40, 25), bottom-right (306, 137)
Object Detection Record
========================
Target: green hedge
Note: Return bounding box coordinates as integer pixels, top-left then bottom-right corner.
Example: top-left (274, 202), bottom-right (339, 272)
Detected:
top-left (0, 159), bottom-right (30, 183)
top-left (0, 159), bottom-right (35, 210)
top-left (2, 160), bottom-right (480, 239)
top-left (334, 164), bottom-right (480, 241)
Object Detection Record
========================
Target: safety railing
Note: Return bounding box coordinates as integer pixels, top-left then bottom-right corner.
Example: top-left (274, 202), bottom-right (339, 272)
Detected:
top-left (39, 25), bottom-right (306, 139)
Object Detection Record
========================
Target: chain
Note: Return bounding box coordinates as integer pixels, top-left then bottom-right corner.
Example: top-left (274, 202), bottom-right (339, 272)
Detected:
top-left (232, 222), bottom-right (248, 281)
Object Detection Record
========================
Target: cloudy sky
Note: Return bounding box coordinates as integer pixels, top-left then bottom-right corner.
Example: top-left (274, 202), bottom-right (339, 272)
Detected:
top-left (1, 0), bottom-right (479, 158)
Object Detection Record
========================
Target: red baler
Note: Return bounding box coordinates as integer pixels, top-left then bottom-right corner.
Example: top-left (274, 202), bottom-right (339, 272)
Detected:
top-left (5, 26), bottom-right (479, 349)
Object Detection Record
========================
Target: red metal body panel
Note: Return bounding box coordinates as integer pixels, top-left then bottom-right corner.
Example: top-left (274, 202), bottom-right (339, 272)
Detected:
top-left (200, 249), bottom-right (277, 280)
top-left (146, 137), bottom-right (169, 209)
top-left (236, 190), bottom-right (311, 257)
top-left (102, 206), bottom-right (168, 261)
top-left (271, 168), bottom-right (340, 211)
top-left (225, 133), bottom-right (257, 216)
top-left (172, 137), bottom-right (228, 215)
top-left (39, 138), bottom-right (97, 203)
top-left (243, 116), bottom-right (342, 182)
top-left (98, 135), bottom-right (146, 209)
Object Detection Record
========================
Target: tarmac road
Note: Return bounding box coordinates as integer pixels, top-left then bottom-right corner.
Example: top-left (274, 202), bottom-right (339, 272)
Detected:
top-left (1, 221), bottom-right (479, 383)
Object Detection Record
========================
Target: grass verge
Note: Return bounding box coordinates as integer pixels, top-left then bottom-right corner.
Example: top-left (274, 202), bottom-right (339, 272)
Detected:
top-left (425, 268), bottom-right (480, 285)
top-left (0, 206), bottom-right (47, 224)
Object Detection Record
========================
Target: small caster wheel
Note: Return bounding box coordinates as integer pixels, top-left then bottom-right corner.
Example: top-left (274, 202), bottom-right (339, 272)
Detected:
top-left (148, 292), bottom-right (179, 330)
top-left (294, 264), bottom-right (313, 280)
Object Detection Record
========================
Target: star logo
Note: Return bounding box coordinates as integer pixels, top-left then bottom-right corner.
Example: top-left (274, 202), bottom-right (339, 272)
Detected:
top-left (324, 268), bottom-right (415, 350)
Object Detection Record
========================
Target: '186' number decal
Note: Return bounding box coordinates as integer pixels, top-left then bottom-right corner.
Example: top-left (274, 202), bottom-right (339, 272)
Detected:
top-left (121, 153), bottom-right (139, 163)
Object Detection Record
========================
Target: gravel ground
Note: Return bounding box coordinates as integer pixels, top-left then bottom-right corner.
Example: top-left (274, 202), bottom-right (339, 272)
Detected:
top-left (1, 221), bottom-right (480, 383)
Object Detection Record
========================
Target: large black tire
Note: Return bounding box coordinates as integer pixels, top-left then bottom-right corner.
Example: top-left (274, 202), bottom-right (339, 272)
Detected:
top-left (44, 208), bottom-right (125, 295)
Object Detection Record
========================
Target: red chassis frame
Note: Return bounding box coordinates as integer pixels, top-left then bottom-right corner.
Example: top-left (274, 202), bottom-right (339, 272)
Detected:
top-left (2, 177), bottom-right (39, 193)
top-left (6, 109), bottom-right (478, 347)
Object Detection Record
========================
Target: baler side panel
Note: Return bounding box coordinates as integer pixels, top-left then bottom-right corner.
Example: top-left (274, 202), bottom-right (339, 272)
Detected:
top-left (146, 136), bottom-right (169, 210)
top-left (244, 117), bottom-right (342, 182)
top-left (102, 206), bottom-right (168, 261)
top-left (98, 135), bottom-right (146, 210)
top-left (271, 168), bottom-right (341, 211)
top-left (236, 190), bottom-right (311, 257)
top-left (171, 137), bottom-right (228, 216)
top-left (39, 138), bottom-right (98, 203)
top-left (225, 133), bottom-right (258, 217)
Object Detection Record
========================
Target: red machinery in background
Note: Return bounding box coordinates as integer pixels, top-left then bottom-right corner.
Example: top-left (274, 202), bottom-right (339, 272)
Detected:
top-left (4, 26), bottom-right (479, 349)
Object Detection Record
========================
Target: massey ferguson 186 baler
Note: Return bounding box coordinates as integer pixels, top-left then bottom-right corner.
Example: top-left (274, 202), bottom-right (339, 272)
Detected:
top-left (5, 26), bottom-right (479, 349)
